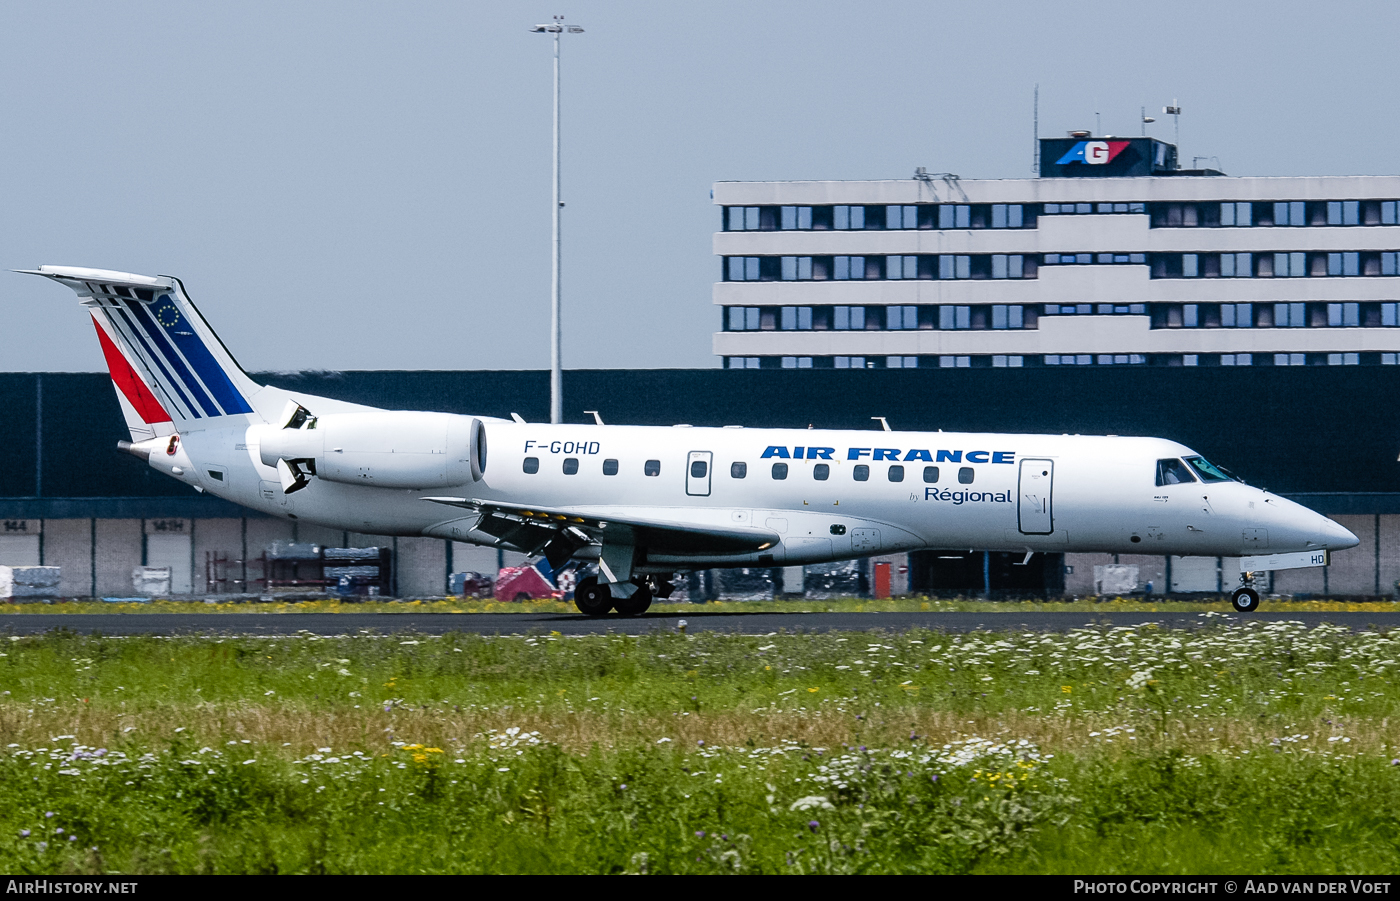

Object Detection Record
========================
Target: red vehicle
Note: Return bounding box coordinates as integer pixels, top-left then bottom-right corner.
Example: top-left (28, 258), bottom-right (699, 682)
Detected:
top-left (494, 564), bottom-right (563, 601)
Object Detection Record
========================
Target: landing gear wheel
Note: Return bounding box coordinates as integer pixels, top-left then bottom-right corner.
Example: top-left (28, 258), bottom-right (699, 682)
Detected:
top-left (613, 580), bottom-right (654, 616)
top-left (573, 576), bottom-right (613, 616)
top-left (1231, 586), bottom-right (1260, 613)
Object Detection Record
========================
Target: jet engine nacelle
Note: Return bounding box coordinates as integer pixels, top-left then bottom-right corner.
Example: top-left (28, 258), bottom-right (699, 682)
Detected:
top-left (257, 411), bottom-right (485, 489)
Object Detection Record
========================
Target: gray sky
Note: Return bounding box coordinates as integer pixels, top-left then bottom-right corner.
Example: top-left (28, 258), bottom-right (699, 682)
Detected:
top-left (3, 0), bottom-right (1398, 373)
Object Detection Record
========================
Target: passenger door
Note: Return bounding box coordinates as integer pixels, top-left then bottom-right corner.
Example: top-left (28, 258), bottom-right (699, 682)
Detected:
top-left (1018, 458), bottom-right (1054, 534)
top-left (686, 451), bottom-right (713, 497)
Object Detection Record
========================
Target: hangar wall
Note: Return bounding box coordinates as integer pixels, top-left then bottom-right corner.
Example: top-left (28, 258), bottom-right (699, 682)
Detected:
top-left (2, 368), bottom-right (1397, 599)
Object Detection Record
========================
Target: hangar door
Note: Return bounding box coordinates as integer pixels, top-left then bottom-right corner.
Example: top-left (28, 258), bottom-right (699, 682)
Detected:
top-left (1017, 459), bottom-right (1054, 535)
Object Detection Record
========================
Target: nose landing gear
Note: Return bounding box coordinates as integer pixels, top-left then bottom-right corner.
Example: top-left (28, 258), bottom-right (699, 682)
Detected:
top-left (1231, 572), bottom-right (1261, 613)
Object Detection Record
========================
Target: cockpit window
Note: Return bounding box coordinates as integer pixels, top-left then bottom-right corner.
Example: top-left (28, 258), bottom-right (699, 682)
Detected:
top-left (1155, 458), bottom-right (1196, 486)
top-left (1184, 455), bottom-right (1232, 482)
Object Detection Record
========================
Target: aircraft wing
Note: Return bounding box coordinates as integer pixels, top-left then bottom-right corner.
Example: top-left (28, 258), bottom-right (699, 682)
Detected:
top-left (421, 496), bottom-right (782, 561)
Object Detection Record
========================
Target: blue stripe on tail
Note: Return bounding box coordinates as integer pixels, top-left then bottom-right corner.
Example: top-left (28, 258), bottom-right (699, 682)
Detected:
top-left (111, 307), bottom-right (202, 420)
top-left (149, 294), bottom-right (254, 415)
top-left (122, 300), bottom-right (222, 417)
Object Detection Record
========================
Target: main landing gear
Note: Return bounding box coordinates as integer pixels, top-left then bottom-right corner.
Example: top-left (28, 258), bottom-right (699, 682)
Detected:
top-left (1231, 571), bottom-right (1261, 613)
top-left (573, 576), bottom-right (655, 617)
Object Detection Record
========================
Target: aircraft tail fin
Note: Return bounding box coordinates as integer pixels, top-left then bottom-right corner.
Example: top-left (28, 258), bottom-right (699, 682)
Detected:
top-left (21, 266), bottom-right (269, 439)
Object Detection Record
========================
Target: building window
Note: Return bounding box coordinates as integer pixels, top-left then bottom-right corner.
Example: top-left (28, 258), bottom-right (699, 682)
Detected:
top-left (1221, 303), bottom-right (1253, 327)
top-left (1272, 252), bottom-right (1308, 277)
top-left (1275, 353), bottom-right (1306, 366)
top-left (885, 205), bottom-right (917, 229)
top-left (885, 255), bottom-right (918, 279)
top-left (1219, 202), bottom-right (1253, 226)
top-left (990, 204), bottom-right (1025, 228)
top-left (833, 256), bottom-right (867, 280)
top-left (1047, 202), bottom-right (1143, 214)
top-left (1327, 252), bottom-right (1360, 277)
top-left (1383, 303), bottom-right (1400, 326)
top-left (834, 356), bottom-right (868, 369)
top-left (726, 206), bottom-right (759, 231)
top-left (833, 306), bottom-right (866, 330)
top-left (726, 257), bottom-right (771, 281)
top-left (1327, 201), bottom-right (1361, 226)
top-left (991, 255), bottom-right (1026, 278)
top-left (991, 355), bottom-right (1024, 367)
top-left (938, 205), bottom-right (971, 229)
top-left (1273, 302), bottom-right (1307, 327)
top-left (885, 305), bottom-right (918, 330)
top-left (1045, 354), bottom-right (1093, 365)
top-left (780, 306), bottom-right (813, 330)
top-left (726, 356), bottom-right (761, 369)
top-left (833, 205), bottom-right (868, 230)
top-left (1220, 252), bottom-right (1253, 277)
top-left (1269, 201), bottom-right (1306, 226)
top-left (780, 356), bottom-right (814, 369)
top-left (885, 355), bottom-right (918, 368)
top-left (938, 356), bottom-right (971, 368)
top-left (937, 255), bottom-right (971, 279)
top-left (991, 305), bottom-right (1024, 329)
top-left (1328, 303), bottom-right (1360, 327)
top-left (1183, 355), bottom-right (1198, 366)
top-left (1221, 354), bottom-right (1253, 366)
top-left (939, 305), bottom-right (971, 329)
top-left (780, 206), bottom-right (814, 230)
top-left (1384, 353), bottom-right (1399, 364)
top-left (1326, 352), bottom-right (1360, 365)
top-left (779, 256), bottom-right (814, 280)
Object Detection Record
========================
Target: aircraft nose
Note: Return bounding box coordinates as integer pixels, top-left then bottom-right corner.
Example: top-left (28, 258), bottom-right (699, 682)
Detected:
top-left (1320, 515), bottom-right (1359, 551)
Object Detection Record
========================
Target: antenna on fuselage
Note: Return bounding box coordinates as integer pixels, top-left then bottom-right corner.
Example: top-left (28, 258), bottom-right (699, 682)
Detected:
top-left (871, 416), bottom-right (892, 432)
top-left (584, 410), bottom-right (604, 425)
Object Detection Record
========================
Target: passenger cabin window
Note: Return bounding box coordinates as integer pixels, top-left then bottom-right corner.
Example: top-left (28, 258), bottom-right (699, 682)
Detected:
top-left (923, 466), bottom-right (939, 483)
top-left (562, 457), bottom-right (579, 475)
top-left (958, 467), bottom-right (974, 484)
top-left (814, 463), bottom-right (830, 480)
top-left (853, 464), bottom-right (870, 481)
top-left (523, 457), bottom-right (540, 474)
top-left (691, 460), bottom-right (708, 478)
top-left (603, 458), bottom-right (619, 476)
top-left (1184, 455), bottom-right (1232, 482)
top-left (888, 465), bottom-right (905, 482)
top-left (1156, 458), bottom-right (1196, 486)
top-left (731, 462), bottom-right (747, 479)
top-left (644, 460), bottom-right (661, 477)
top-left (772, 462), bottom-right (789, 480)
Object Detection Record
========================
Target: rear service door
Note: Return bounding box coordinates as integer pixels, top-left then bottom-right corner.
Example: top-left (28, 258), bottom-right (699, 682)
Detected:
top-left (1018, 458), bottom-right (1054, 534)
top-left (686, 451), bottom-right (713, 497)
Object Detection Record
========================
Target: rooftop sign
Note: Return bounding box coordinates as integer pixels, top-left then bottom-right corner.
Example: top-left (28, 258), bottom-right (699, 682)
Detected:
top-left (1039, 136), bottom-right (1177, 178)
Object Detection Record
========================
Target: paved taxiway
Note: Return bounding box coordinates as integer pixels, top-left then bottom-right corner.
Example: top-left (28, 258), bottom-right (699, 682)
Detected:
top-left (2, 610), bottom-right (1399, 636)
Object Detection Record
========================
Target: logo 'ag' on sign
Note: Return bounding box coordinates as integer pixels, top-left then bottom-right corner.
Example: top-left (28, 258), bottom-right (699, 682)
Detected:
top-left (1056, 140), bottom-right (1130, 166)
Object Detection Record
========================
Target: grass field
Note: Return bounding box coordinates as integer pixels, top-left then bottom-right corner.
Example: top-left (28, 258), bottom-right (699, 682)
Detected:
top-left (3, 619), bottom-right (1400, 873)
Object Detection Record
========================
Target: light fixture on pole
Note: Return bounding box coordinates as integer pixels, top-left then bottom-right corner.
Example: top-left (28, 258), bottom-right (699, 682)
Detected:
top-left (530, 16), bottom-right (585, 424)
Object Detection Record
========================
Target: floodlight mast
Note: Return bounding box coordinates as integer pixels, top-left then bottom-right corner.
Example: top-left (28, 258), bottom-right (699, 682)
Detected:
top-left (531, 17), bottom-right (585, 424)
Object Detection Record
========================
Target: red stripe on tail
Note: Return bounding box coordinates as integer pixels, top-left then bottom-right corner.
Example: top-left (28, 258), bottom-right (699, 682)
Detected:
top-left (92, 315), bottom-right (172, 424)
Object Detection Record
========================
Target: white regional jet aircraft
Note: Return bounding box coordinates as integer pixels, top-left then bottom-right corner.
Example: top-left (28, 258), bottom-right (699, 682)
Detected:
top-left (25, 266), bottom-right (1359, 614)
